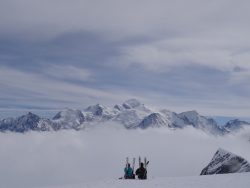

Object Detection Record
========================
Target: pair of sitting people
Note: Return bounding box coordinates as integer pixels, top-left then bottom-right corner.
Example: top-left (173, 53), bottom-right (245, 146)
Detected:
top-left (124, 163), bottom-right (147, 180)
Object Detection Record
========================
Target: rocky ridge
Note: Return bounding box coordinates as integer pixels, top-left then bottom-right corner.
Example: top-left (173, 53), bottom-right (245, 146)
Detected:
top-left (201, 148), bottom-right (250, 175)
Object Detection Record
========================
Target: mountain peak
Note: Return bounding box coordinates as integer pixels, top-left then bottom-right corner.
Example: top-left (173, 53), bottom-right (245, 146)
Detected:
top-left (201, 148), bottom-right (250, 175)
top-left (216, 148), bottom-right (231, 156)
top-left (26, 112), bottom-right (39, 117)
top-left (19, 112), bottom-right (40, 121)
top-left (138, 113), bottom-right (168, 129)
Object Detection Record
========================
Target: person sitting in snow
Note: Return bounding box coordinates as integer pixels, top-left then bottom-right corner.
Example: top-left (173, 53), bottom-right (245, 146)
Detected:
top-left (124, 163), bottom-right (135, 179)
top-left (135, 162), bottom-right (147, 180)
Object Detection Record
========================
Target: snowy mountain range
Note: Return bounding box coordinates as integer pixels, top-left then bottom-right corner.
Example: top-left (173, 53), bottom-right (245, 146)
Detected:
top-left (201, 148), bottom-right (250, 175)
top-left (0, 99), bottom-right (249, 134)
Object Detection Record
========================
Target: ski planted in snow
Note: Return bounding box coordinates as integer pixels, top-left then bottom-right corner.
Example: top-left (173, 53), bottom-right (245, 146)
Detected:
top-left (144, 157), bottom-right (149, 179)
top-left (132, 157), bottom-right (136, 172)
top-left (126, 157), bottom-right (129, 171)
top-left (144, 157), bottom-right (149, 169)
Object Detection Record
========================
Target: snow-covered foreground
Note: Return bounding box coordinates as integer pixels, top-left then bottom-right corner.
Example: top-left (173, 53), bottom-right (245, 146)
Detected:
top-left (42, 173), bottom-right (250, 188)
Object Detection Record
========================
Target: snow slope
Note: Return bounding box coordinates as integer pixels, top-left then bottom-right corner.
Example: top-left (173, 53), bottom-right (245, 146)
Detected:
top-left (179, 111), bottom-right (223, 135)
top-left (40, 173), bottom-right (250, 188)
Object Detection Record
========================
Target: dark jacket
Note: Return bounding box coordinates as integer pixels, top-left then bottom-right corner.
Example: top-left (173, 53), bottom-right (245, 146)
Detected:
top-left (135, 167), bottom-right (147, 179)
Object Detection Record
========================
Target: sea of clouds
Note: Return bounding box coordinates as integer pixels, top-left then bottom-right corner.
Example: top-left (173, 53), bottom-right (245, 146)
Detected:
top-left (0, 124), bottom-right (250, 188)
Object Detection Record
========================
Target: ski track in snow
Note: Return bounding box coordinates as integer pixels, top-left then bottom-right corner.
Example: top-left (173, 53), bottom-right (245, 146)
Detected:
top-left (41, 173), bottom-right (250, 188)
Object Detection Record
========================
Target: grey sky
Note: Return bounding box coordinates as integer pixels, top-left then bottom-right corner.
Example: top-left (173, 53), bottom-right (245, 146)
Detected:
top-left (1, 0), bottom-right (250, 117)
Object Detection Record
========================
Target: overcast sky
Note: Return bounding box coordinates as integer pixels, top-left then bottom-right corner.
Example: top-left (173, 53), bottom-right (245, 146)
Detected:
top-left (1, 0), bottom-right (250, 118)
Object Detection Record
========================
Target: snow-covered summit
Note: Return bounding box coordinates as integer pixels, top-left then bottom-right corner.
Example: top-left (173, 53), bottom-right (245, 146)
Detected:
top-left (179, 111), bottom-right (222, 135)
top-left (113, 107), bottom-right (151, 128)
top-left (160, 109), bottom-right (186, 128)
top-left (3, 112), bottom-right (41, 132)
top-left (85, 104), bottom-right (116, 121)
top-left (200, 148), bottom-right (250, 175)
top-left (53, 108), bottom-right (85, 122)
top-left (138, 113), bottom-right (170, 129)
top-left (112, 99), bottom-right (152, 128)
top-left (15, 112), bottom-right (41, 132)
top-left (52, 108), bottom-right (85, 130)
